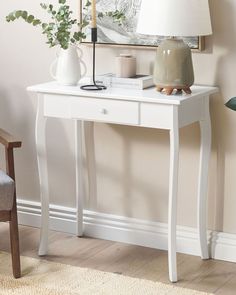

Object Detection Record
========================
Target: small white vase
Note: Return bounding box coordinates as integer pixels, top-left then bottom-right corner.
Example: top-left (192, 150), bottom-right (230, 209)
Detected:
top-left (50, 45), bottom-right (87, 86)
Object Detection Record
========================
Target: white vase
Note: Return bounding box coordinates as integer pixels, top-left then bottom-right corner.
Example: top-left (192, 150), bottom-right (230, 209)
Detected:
top-left (50, 45), bottom-right (87, 86)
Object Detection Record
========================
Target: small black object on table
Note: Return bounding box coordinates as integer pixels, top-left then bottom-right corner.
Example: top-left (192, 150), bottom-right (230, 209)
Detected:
top-left (80, 28), bottom-right (107, 91)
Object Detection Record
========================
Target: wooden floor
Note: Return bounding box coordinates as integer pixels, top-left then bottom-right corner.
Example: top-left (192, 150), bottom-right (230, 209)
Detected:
top-left (1, 223), bottom-right (236, 294)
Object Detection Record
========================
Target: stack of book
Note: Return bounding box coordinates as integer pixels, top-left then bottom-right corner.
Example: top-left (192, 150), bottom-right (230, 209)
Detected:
top-left (93, 74), bottom-right (154, 90)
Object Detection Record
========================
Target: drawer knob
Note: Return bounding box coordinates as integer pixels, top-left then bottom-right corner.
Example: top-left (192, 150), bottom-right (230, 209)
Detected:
top-left (100, 108), bottom-right (108, 115)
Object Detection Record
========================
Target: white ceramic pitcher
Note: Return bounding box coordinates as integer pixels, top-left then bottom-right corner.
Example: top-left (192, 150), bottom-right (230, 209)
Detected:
top-left (50, 45), bottom-right (87, 86)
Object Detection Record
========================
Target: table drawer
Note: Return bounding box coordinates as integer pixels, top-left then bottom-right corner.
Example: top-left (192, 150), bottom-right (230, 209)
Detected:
top-left (71, 97), bottom-right (139, 125)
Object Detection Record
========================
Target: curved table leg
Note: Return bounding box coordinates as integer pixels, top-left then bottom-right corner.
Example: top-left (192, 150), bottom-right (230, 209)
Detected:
top-left (168, 106), bottom-right (179, 283)
top-left (198, 97), bottom-right (211, 259)
top-left (35, 94), bottom-right (49, 256)
top-left (84, 122), bottom-right (97, 209)
top-left (75, 120), bottom-right (84, 236)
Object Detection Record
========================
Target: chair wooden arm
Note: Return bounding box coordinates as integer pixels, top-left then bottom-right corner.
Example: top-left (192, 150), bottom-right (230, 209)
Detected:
top-left (0, 128), bottom-right (22, 149)
top-left (0, 128), bottom-right (21, 278)
top-left (0, 128), bottom-right (22, 180)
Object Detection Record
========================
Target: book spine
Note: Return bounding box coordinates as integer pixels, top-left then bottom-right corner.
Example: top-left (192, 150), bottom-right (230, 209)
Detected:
top-left (110, 84), bottom-right (143, 90)
top-left (98, 77), bottom-right (143, 87)
top-left (94, 76), bottom-right (154, 89)
top-left (111, 78), bottom-right (142, 86)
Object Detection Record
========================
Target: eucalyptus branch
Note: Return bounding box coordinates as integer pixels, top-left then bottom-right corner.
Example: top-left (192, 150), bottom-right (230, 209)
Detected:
top-left (6, 0), bottom-right (125, 50)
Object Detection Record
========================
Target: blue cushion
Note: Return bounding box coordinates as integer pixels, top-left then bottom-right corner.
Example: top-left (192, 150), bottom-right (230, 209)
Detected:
top-left (0, 170), bottom-right (14, 211)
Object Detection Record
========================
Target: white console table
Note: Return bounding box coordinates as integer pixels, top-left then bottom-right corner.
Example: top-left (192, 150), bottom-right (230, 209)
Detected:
top-left (28, 82), bottom-right (218, 282)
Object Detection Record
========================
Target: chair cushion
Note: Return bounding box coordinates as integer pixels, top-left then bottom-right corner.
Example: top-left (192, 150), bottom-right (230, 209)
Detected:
top-left (0, 170), bottom-right (15, 211)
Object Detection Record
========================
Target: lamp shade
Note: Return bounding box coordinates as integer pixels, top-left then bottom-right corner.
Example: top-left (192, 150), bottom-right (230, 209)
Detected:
top-left (137, 0), bottom-right (212, 37)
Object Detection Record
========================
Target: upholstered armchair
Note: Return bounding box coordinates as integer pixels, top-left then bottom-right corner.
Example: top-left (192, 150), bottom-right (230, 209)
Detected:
top-left (0, 128), bottom-right (21, 278)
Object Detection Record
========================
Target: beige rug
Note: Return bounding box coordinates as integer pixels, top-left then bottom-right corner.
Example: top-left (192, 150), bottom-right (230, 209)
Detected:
top-left (0, 251), bottom-right (212, 295)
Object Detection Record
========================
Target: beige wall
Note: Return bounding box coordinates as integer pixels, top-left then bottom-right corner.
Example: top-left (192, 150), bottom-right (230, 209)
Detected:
top-left (1, 0), bottom-right (236, 234)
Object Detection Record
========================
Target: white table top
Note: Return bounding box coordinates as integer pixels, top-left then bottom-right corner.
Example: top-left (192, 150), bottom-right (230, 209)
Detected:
top-left (28, 81), bottom-right (218, 105)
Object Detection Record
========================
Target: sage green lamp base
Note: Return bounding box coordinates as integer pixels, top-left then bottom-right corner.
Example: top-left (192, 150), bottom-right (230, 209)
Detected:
top-left (154, 38), bottom-right (194, 95)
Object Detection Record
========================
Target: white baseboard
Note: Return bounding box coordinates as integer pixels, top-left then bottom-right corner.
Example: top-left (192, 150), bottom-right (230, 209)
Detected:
top-left (16, 199), bottom-right (236, 263)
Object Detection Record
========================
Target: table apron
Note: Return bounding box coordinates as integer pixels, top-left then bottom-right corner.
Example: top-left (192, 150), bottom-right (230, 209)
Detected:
top-left (43, 94), bottom-right (206, 130)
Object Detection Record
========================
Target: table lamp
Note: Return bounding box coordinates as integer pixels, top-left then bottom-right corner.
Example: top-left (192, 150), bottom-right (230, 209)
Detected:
top-left (137, 0), bottom-right (212, 95)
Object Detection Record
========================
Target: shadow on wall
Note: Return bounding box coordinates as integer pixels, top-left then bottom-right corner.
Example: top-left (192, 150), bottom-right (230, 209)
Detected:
top-left (0, 85), bottom-right (38, 196)
top-left (98, 123), bottom-right (200, 222)
top-left (46, 118), bottom-right (77, 208)
top-left (112, 125), bottom-right (168, 219)
top-left (0, 84), bottom-right (77, 207)
top-left (210, 0), bottom-right (236, 232)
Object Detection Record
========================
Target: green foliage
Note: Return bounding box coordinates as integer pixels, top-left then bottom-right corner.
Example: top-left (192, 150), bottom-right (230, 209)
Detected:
top-left (98, 10), bottom-right (125, 26)
top-left (225, 97), bottom-right (236, 111)
top-left (6, 0), bottom-right (125, 50)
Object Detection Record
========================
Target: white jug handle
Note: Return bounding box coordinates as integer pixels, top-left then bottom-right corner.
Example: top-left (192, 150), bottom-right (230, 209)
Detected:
top-left (77, 46), bottom-right (83, 59)
top-left (76, 46), bottom-right (86, 78)
top-left (80, 59), bottom-right (87, 78)
top-left (50, 59), bottom-right (57, 80)
top-left (50, 47), bottom-right (60, 80)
